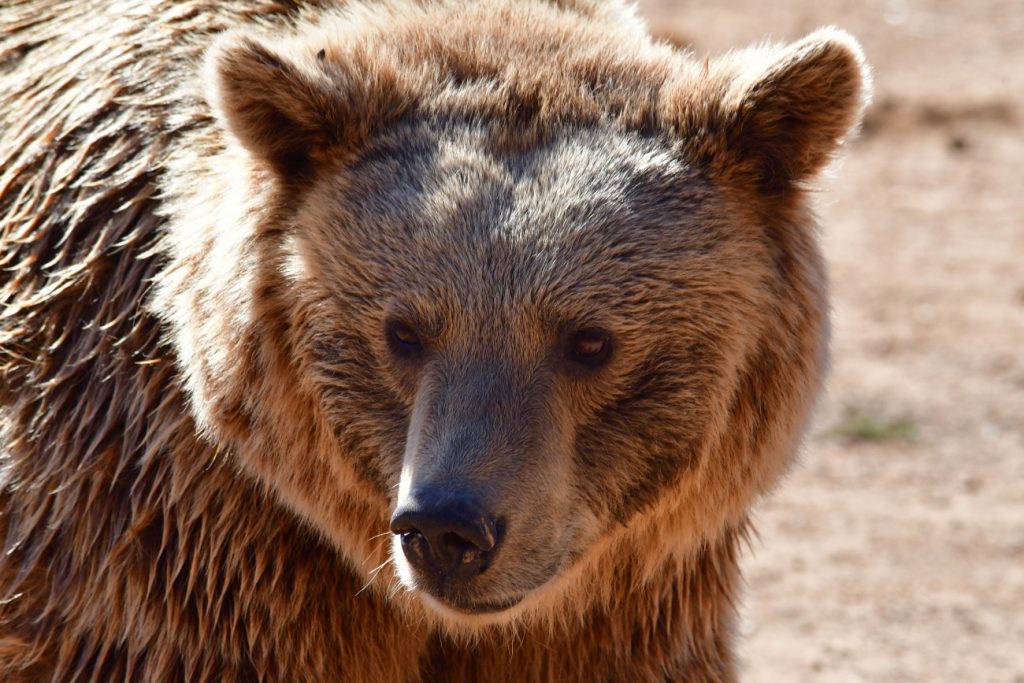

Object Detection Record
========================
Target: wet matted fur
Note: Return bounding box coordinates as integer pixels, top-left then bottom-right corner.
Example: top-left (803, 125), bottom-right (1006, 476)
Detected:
top-left (0, 1), bottom-right (869, 680)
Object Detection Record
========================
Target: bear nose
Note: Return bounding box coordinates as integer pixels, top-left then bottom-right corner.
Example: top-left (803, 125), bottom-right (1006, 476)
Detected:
top-left (390, 489), bottom-right (502, 579)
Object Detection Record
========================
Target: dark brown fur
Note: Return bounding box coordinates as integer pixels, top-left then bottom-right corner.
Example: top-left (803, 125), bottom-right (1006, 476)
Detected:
top-left (0, 1), bottom-right (869, 680)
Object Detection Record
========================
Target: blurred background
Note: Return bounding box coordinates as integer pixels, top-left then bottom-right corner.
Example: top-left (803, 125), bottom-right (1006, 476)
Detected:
top-left (635, 0), bottom-right (1024, 680)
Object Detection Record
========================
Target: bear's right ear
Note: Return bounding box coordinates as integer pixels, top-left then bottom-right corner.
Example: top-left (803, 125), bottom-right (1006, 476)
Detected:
top-left (205, 33), bottom-right (347, 175)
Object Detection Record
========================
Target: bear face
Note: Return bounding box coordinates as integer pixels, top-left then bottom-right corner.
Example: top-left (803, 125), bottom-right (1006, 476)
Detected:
top-left (157, 0), bottom-right (867, 629)
top-left (294, 122), bottom-right (760, 618)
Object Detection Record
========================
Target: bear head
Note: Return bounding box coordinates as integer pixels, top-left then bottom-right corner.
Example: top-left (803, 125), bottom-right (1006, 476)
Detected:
top-left (156, 0), bottom-right (868, 628)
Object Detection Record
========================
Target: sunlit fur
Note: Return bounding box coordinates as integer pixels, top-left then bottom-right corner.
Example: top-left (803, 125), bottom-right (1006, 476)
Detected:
top-left (0, 0), bottom-right (869, 680)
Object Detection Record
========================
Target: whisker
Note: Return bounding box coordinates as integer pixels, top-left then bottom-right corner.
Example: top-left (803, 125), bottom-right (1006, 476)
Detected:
top-left (387, 577), bottom-right (407, 601)
top-left (356, 557), bottom-right (394, 596)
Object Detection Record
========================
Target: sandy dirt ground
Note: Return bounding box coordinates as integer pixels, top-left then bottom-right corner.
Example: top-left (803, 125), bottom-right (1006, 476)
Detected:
top-left (636, 0), bottom-right (1024, 680)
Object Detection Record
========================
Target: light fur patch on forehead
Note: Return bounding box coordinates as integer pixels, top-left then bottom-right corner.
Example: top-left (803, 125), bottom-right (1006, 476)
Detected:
top-left (324, 120), bottom-right (699, 244)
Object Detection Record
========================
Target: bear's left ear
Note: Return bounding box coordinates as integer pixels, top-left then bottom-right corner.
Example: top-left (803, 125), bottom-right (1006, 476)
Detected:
top-left (668, 28), bottom-right (871, 194)
top-left (205, 33), bottom-right (349, 175)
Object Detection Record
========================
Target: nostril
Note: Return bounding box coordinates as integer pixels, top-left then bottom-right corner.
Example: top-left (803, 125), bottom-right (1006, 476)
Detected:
top-left (399, 530), bottom-right (429, 566)
top-left (452, 517), bottom-right (496, 552)
top-left (441, 531), bottom-right (485, 564)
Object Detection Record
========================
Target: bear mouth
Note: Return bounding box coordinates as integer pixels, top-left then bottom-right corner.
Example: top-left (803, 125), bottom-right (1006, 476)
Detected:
top-left (428, 591), bottom-right (525, 615)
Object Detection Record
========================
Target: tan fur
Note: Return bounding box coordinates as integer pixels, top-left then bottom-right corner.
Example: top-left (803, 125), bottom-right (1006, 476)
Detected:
top-left (0, 1), bottom-right (869, 680)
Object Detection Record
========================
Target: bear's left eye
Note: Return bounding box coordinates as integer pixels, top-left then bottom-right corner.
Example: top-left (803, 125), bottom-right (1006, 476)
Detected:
top-left (567, 329), bottom-right (613, 368)
top-left (386, 320), bottom-right (423, 358)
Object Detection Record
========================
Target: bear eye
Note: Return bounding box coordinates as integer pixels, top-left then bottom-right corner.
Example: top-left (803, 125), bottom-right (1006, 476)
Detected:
top-left (567, 329), bottom-right (613, 368)
top-left (386, 320), bottom-right (423, 357)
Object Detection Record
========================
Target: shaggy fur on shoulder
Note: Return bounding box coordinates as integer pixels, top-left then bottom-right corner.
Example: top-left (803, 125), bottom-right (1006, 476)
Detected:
top-left (0, 1), bottom-right (869, 680)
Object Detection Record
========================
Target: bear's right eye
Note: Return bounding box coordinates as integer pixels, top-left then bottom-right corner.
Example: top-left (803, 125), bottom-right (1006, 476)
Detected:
top-left (386, 320), bottom-right (423, 358)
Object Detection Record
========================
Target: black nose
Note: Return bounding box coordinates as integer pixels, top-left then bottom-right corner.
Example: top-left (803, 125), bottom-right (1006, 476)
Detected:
top-left (390, 489), bottom-right (502, 579)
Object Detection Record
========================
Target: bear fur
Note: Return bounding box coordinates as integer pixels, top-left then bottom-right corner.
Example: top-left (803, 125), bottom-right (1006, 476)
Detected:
top-left (0, 1), bottom-right (869, 680)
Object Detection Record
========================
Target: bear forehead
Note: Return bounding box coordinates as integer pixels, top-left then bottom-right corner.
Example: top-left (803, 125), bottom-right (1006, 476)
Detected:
top-left (300, 120), bottom-right (722, 289)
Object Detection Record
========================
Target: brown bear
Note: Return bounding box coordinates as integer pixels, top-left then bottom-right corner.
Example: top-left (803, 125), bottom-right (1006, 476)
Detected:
top-left (0, 0), bottom-right (869, 680)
